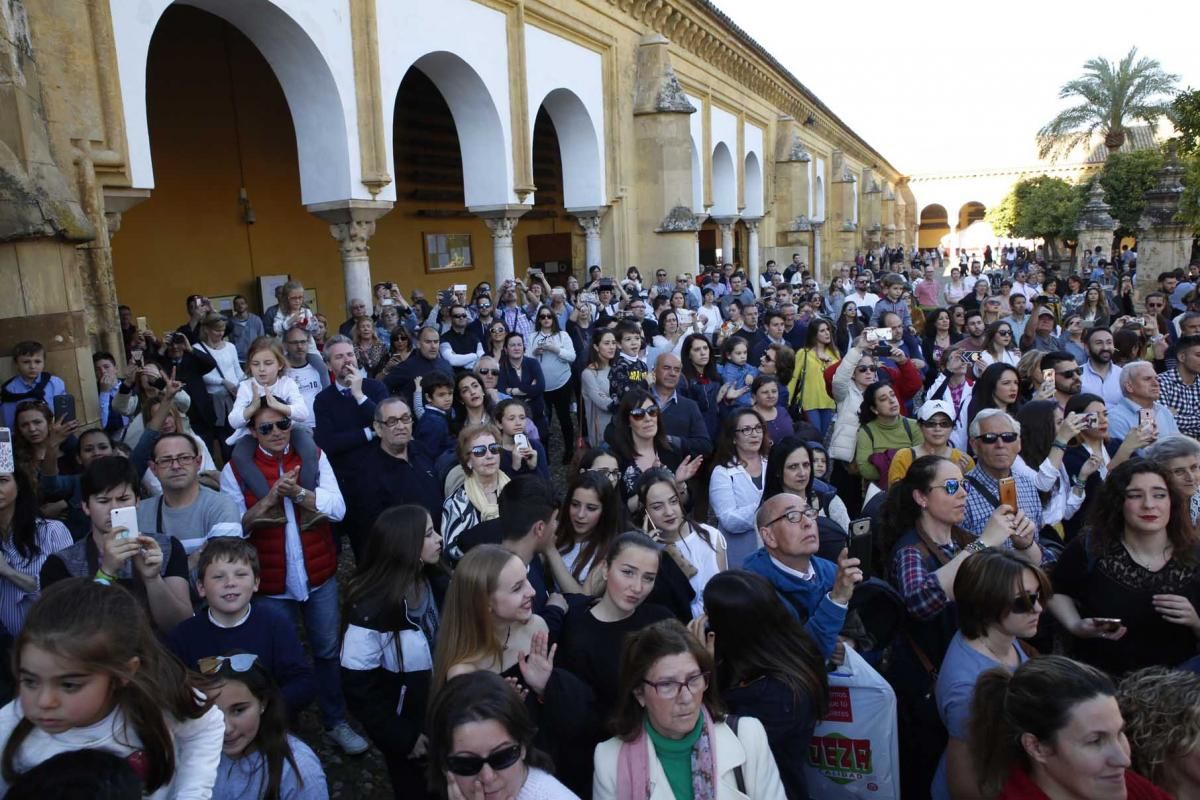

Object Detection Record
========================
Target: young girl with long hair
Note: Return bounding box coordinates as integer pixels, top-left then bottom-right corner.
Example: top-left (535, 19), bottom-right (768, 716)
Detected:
top-left (638, 469), bottom-right (726, 619)
top-left (790, 319), bottom-right (838, 436)
top-left (835, 300), bottom-right (864, 354)
top-left (208, 655), bottom-right (328, 800)
top-left (556, 471), bottom-right (629, 593)
top-left (580, 329), bottom-right (616, 447)
top-left (450, 371), bottom-right (496, 435)
top-left (0, 579), bottom-right (224, 796)
top-left (494, 399), bottom-right (548, 480)
top-left (973, 320), bottom-right (1019, 376)
top-left (0, 468), bottom-right (71, 634)
top-left (342, 505), bottom-right (446, 799)
top-left (680, 333), bottom-right (722, 439)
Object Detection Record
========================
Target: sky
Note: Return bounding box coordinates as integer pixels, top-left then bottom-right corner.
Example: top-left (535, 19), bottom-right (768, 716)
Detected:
top-left (714, 0), bottom-right (1200, 176)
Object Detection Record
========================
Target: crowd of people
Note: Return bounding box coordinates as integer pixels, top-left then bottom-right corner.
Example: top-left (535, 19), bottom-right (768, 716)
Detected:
top-left (1, 247), bottom-right (1200, 799)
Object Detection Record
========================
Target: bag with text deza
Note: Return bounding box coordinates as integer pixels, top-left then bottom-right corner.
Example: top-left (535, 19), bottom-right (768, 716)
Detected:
top-left (803, 645), bottom-right (900, 800)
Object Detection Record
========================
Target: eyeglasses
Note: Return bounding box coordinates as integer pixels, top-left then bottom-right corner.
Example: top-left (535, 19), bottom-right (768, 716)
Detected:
top-left (629, 406), bottom-right (661, 420)
top-left (642, 671), bottom-right (710, 699)
top-left (198, 653), bottom-right (258, 675)
top-left (477, 368), bottom-right (499, 376)
top-left (920, 419), bottom-right (954, 430)
top-left (589, 467), bottom-right (620, 482)
top-left (376, 415), bottom-right (413, 428)
top-left (855, 365), bottom-right (877, 374)
top-left (735, 424), bottom-right (764, 436)
top-left (926, 479), bottom-right (964, 496)
top-left (445, 743), bottom-right (523, 777)
top-left (255, 418), bottom-right (293, 435)
top-left (1010, 591), bottom-right (1042, 615)
top-left (975, 432), bottom-right (1019, 445)
top-left (153, 454), bottom-right (198, 467)
top-left (452, 314), bottom-right (468, 320)
top-left (469, 443), bottom-right (502, 457)
top-left (1057, 368), bottom-right (1084, 378)
top-left (764, 507), bottom-right (820, 527)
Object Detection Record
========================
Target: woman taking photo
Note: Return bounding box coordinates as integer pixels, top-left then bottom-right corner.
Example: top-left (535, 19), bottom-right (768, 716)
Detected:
top-left (530, 308), bottom-right (576, 457)
top-left (790, 320), bottom-right (838, 437)
top-left (750, 376), bottom-right (793, 446)
top-left (828, 340), bottom-right (880, 516)
top-left (691, 571), bottom-right (828, 800)
top-left (498, 332), bottom-right (548, 444)
top-left (955, 363), bottom-right (1021, 451)
top-left (352, 316), bottom-right (388, 378)
top-left (854, 381), bottom-right (923, 495)
top-left (764, 437), bottom-right (851, 533)
top-left (709, 408), bottom-right (770, 567)
top-left (888, 399), bottom-right (974, 487)
top-left (639, 469), bottom-right (727, 618)
top-left (681, 333), bottom-right (722, 440)
top-left (1060, 393), bottom-right (1142, 540)
top-left (342, 505), bottom-right (446, 800)
top-left (376, 328), bottom-right (414, 384)
top-left (931, 550), bottom-right (1049, 800)
top-left (442, 424), bottom-right (510, 561)
top-left (1012, 401), bottom-right (1090, 531)
top-left (611, 390), bottom-right (702, 511)
top-left (495, 399), bottom-right (548, 480)
top-left (427, 671), bottom-right (578, 800)
top-left (969, 656), bottom-right (1170, 800)
top-left (580, 329), bottom-right (616, 447)
top-left (593, 619), bottom-right (785, 800)
top-left (973, 320), bottom-right (1020, 375)
top-left (1050, 459), bottom-right (1200, 676)
top-left (834, 300), bottom-right (864, 354)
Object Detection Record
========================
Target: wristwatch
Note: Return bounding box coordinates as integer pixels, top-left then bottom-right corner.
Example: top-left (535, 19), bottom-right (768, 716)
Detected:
top-left (295, 488), bottom-right (308, 505)
top-left (963, 539), bottom-right (990, 555)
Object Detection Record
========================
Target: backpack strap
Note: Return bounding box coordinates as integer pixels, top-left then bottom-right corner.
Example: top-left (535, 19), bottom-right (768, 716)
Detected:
top-left (0, 372), bottom-right (51, 405)
top-left (902, 417), bottom-right (915, 446)
top-left (966, 475), bottom-right (1002, 509)
top-left (726, 714), bottom-right (746, 794)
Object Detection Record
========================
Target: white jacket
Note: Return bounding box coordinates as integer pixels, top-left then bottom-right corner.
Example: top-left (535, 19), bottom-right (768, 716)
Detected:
top-left (593, 716), bottom-right (785, 800)
top-left (709, 458), bottom-right (767, 567)
top-left (828, 346), bottom-right (865, 462)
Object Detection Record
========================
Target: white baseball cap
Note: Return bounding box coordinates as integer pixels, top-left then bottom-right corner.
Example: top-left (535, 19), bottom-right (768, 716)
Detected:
top-left (918, 399), bottom-right (955, 423)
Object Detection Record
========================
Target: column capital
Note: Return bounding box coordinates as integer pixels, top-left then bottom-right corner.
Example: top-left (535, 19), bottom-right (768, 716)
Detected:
top-left (568, 205), bottom-right (609, 235)
top-left (712, 215), bottom-right (740, 231)
top-left (742, 216), bottom-right (762, 232)
top-left (471, 204), bottom-right (528, 240)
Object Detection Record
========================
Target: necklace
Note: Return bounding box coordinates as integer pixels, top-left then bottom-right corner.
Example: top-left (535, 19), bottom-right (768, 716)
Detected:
top-left (1123, 540), bottom-right (1170, 571)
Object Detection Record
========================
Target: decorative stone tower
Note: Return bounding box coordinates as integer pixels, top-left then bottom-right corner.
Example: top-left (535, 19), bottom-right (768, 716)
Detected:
top-left (1075, 182), bottom-right (1117, 274)
top-left (1135, 144), bottom-right (1189, 304)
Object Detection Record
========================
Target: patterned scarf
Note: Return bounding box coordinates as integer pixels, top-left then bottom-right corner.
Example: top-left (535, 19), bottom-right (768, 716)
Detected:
top-left (617, 706), bottom-right (718, 800)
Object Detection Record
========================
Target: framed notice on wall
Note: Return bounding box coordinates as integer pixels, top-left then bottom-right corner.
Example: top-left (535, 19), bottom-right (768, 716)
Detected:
top-left (424, 233), bottom-right (473, 273)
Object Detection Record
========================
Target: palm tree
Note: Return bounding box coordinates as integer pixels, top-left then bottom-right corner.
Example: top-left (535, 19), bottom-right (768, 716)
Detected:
top-left (1037, 47), bottom-right (1179, 161)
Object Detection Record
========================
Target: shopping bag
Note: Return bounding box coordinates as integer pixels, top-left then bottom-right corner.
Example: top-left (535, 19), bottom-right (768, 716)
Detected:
top-left (804, 645), bottom-right (900, 800)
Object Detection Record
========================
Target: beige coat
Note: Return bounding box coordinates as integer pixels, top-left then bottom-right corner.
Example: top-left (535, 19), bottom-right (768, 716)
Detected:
top-left (593, 716), bottom-right (785, 800)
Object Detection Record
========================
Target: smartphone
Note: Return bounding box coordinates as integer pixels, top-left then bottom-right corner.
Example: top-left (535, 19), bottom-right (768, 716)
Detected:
top-left (514, 433), bottom-right (530, 451)
top-left (136, 315), bottom-right (148, 331)
top-left (1084, 412), bottom-right (1098, 429)
top-left (529, 269), bottom-right (543, 277)
top-left (453, 284), bottom-right (468, 293)
top-left (998, 476), bottom-right (1018, 511)
top-left (381, 298), bottom-right (395, 307)
top-left (53, 394), bottom-right (76, 423)
top-left (676, 308), bottom-right (694, 326)
top-left (1092, 618), bottom-right (1122, 633)
top-left (1132, 317), bottom-right (1146, 326)
top-left (130, 349), bottom-right (144, 366)
top-left (1042, 368), bottom-right (1055, 386)
top-left (1139, 407), bottom-right (1154, 430)
top-left (849, 517), bottom-right (871, 539)
top-left (437, 290), bottom-right (454, 309)
top-left (110, 506), bottom-right (139, 541)
top-left (0, 428), bottom-right (13, 474)
top-left (959, 351), bottom-right (984, 364)
top-left (865, 327), bottom-right (893, 343)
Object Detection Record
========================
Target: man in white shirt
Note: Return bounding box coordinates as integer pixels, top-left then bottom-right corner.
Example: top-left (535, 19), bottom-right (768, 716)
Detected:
top-left (283, 329), bottom-right (327, 426)
top-left (1079, 327), bottom-right (1124, 409)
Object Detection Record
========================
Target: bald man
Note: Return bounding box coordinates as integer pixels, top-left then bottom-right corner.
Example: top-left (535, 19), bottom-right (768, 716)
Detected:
top-left (607, 352), bottom-right (712, 456)
top-left (742, 493), bottom-right (863, 659)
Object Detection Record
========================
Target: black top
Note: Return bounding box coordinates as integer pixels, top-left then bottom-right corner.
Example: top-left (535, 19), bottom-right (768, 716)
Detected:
top-left (723, 676), bottom-right (815, 800)
top-left (1054, 535), bottom-right (1200, 675)
top-left (557, 601), bottom-right (673, 711)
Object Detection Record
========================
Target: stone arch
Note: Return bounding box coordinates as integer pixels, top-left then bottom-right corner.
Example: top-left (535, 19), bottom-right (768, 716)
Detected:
top-left (402, 51), bottom-right (509, 207)
top-left (743, 152), bottom-right (763, 217)
top-left (711, 141), bottom-right (736, 217)
top-left (535, 88), bottom-right (603, 209)
top-left (957, 201), bottom-right (987, 231)
top-left (919, 203), bottom-right (951, 250)
top-left (114, 0), bottom-right (354, 204)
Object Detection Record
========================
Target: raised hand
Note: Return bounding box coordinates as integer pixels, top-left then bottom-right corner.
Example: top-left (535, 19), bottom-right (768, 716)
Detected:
top-left (674, 455), bottom-right (703, 483)
top-left (686, 614), bottom-right (715, 656)
top-left (830, 547), bottom-right (863, 604)
top-left (516, 630), bottom-right (556, 696)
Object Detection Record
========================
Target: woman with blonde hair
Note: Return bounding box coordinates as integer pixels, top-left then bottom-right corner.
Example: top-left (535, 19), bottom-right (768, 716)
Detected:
top-left (441, 424), bottom-right (510, 561)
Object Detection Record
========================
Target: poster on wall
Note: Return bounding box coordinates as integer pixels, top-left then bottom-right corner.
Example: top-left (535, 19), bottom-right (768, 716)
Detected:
top-left (258, 275), bottom-right (290, 314)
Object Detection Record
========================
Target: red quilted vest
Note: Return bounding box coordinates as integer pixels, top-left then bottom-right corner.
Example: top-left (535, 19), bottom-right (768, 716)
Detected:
top-left (233, 445), bottom-right (336, 596)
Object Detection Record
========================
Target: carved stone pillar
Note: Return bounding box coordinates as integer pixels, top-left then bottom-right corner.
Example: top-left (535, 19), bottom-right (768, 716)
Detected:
top-left (1135, 145), bottom-right (1190, 305)
top-left (744, 218), bottom-right (762, 288)
top-left (812, 221), bottom-right (824, 282)
top-left (1075, 182), bottom-right (1117, 274)
top-left (306, 200), bottom-right (393, 316)
top-left (713, 217), bottom-right (738, 266)
top-left (569, 207), bottom-right (607, 273)
top-left (476, 208), bottom-right (528, 287)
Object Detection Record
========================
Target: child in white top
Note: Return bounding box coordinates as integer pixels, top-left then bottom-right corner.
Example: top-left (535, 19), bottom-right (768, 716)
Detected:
top-left (0, 577), bottom-right (224, 798)
top-left (226, 337), bottom-right (320, 508)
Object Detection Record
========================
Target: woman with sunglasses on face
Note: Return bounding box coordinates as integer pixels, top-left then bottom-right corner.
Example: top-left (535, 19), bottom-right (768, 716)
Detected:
top-left (828, 335), bottom-right (883, 516)
top-left (442, 425), bottom-right (510, 562)
top-left (530, 308), bottom-right (576, 458)
top-left (931, 551), bottom-right (1050, 800)
top-left (709, 408), bottom-right (770, 568)
top-left (834, 300), bottom-right (864, 355)
top-left (581, 329), bottom-right (617, 447)
top-left (759, 343), bottom-right (796, 409)
top-left (428, 672), bottom-right (579, 800)
top-left (484, 321), bottom-right (510, 363)
top-left (763, 437), bottom-right (851, 534)
top-left (342, 506), bottom-right (446, 800)
top-left (611, 390), bottom-right (702, 514)
top-left (593, 619), bottom-right (785, 800)
top-left (973, 320), bottom-right (1020, 377)
top-left (880, 455), bottom-right (1032, 800)
top-left (1050, 459), bottom-right (1200, 677)
top-left (888, 399), bottom-right (974, 487)
top-left (639, 469), bottom-right (727, 619)
top-left (377, 327), bottom-right (414, 382)
top-left (688, 571), bottom-right (829, 800)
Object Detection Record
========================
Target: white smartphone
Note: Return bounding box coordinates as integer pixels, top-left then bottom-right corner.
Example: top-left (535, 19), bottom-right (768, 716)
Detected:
top-left (514, 433), bottom-right (530, 451)
top-left (0, 428), bottom-right (13, 475)
top-left (110, 506), bottom-right (139, 540)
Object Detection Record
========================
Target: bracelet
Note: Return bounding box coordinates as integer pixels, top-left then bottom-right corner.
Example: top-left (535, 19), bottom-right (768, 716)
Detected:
top-left (94, 569), bottom-right (114, 586)
top-left (1052, 440), bottom-right (1069, 451)
top-left (1011, 538), bottom-right (1034, 551)
top-left (96, 567), bottom-right (117, 581)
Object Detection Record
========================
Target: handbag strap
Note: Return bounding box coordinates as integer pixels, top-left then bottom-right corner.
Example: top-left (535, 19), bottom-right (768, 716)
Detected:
top-left (195, 341), bottom-right (233, 387)
top-left (965, 475), bottom-right (1001, 510)
top-left (726, 714), bottom-right (746, 794)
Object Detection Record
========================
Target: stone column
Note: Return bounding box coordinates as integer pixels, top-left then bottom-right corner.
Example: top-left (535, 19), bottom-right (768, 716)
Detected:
top-left (812, 221), bottom-right (824, 282)
top-left (1135, 145), bottom-right (1190, 305)
top-left (306, 200), bottom-right (393, 316)
top-left (744, 217), bottom-right (762, 287)
top-left (569, 207), bottom-right (607, 273)
top-left (1075, 182), bottom-right (1117, 275)
top-left (692, 213), bottom-right (709, 274)
top-left (713, 217), bottom-right (738, 266)
top-left (475, 208), bottom-right (529, 287)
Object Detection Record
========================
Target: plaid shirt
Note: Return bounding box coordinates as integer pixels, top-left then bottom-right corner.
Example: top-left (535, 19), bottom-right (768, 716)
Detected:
top-left (1159, 368), bottom-right (1200, 438)
top-left (891, 538), bottom-right (959, 620)
top-left (962, 466), bottom-right (1045, 537)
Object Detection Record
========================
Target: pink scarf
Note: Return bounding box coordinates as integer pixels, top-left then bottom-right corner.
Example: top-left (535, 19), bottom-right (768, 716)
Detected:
top-left (617, 706), bottom-right (718, 800)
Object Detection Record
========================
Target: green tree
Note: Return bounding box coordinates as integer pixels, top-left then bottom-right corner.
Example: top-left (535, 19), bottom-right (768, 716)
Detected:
top-left (1097, 148), bottom-right (1164, 237)
top-left (1173, 87), bottom-right (1200, 155)
top-left (1037, 47), bottom-right (1179, 161)
top-left (990, 176), bottom-right (1086, 264)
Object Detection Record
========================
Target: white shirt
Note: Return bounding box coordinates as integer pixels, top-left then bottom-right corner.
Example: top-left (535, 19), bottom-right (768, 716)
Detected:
top-left (219, 448), bottom-right (346, 602)
top-left (287, 363), bottom-right (324, 427)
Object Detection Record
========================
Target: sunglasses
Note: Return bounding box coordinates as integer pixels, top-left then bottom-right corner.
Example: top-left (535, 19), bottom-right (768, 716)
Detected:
top-left (537, 315), bottom-right (554, 320)
top-left (629, 406), bottom-right (661, 420)
top-left (446, 743), bottom-right (523, 777)
top-left (1057, 368), bottom-right (1084, 378)
top-left (920, 419), bottom-right (953, 430)
top-left (198, 653), bottom-right (258, 675)
top-left (452, 314), bottom-right (468, 320)
top-left (927, 479), bottom-right (964, 495)
top-left (997, 330), bottom-right (1012, 336)
top-left (1010, 591), bottom-right (1041, 615)
top-left (470, 443), bottom-right (502, 457)
top-left (975, 432), bottom-right (1019, 445)
top-left (855, 365), bottom-right (877, 373)
top-left (477, 368), bottom-right (499, 376)
top-left (256, 418), bottom-right (293, 436)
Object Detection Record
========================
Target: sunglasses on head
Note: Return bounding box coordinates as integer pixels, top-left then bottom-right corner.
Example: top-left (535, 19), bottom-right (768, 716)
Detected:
top-left (198, 653), bottom-right (258, 675)
top-left (629, 406), bottom-right (660, 420)
top-left (1010, 590), bottom-right (1041, 615)
top-left (470, 443), bottom-right (502, 457)
top-left (256, 418), bottom-right (293, 436)
top-left (445, 743), bottom-right (523, 777)
top-left (975, 432), bottom-right (1019, 445)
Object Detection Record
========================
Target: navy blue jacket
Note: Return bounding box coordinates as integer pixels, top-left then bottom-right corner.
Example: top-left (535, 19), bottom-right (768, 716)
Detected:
top-left (497, 357), bottom-right (547, 421)
top-left (383, 354), bottom-right (452, 407)
top-left (351, 440), bottom-right (444, 530)
top-left (413, 406), bottom-right (455, 460)
top-left (312, 378), bottom-right (388, 482)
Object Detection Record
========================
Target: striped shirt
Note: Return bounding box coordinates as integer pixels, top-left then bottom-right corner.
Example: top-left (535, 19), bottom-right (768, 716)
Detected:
top-left (0, 520), bottom-right (72, 635)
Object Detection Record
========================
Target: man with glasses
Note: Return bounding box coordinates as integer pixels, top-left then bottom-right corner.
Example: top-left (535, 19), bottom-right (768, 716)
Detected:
top-left (1040, 351), bottom-right (1083, 411)
top-left (650, 269), bottom-right (672, 298)
top-left (962, 411), bottom-right (1049, 566)
top-left (440, 304), bottom-right (484, 370)
top-left (626, 297), bottom-right (657, 341)
top-left (219, 402), bottom-right (367, 755)
top-left (743, 493), bottom-right (863, 660)
top-left (847, 276), bottom-right (879, 319)
top-left (677, 272), bottom-right (701, 309)
top-left (138, 432), bottom-right (240, 566)
top-left (283, 328), bottom-right (329, 421)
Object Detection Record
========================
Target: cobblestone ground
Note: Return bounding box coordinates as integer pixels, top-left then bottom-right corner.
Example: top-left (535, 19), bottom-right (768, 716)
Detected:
top-left (292, 421), bottom-right (573, 798)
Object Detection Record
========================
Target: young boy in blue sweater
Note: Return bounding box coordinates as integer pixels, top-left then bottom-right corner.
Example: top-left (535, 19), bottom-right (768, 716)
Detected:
top-left (166, 538), bottom-right (315, 716)
top-left (413, 370), bottom-right (456, 459)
